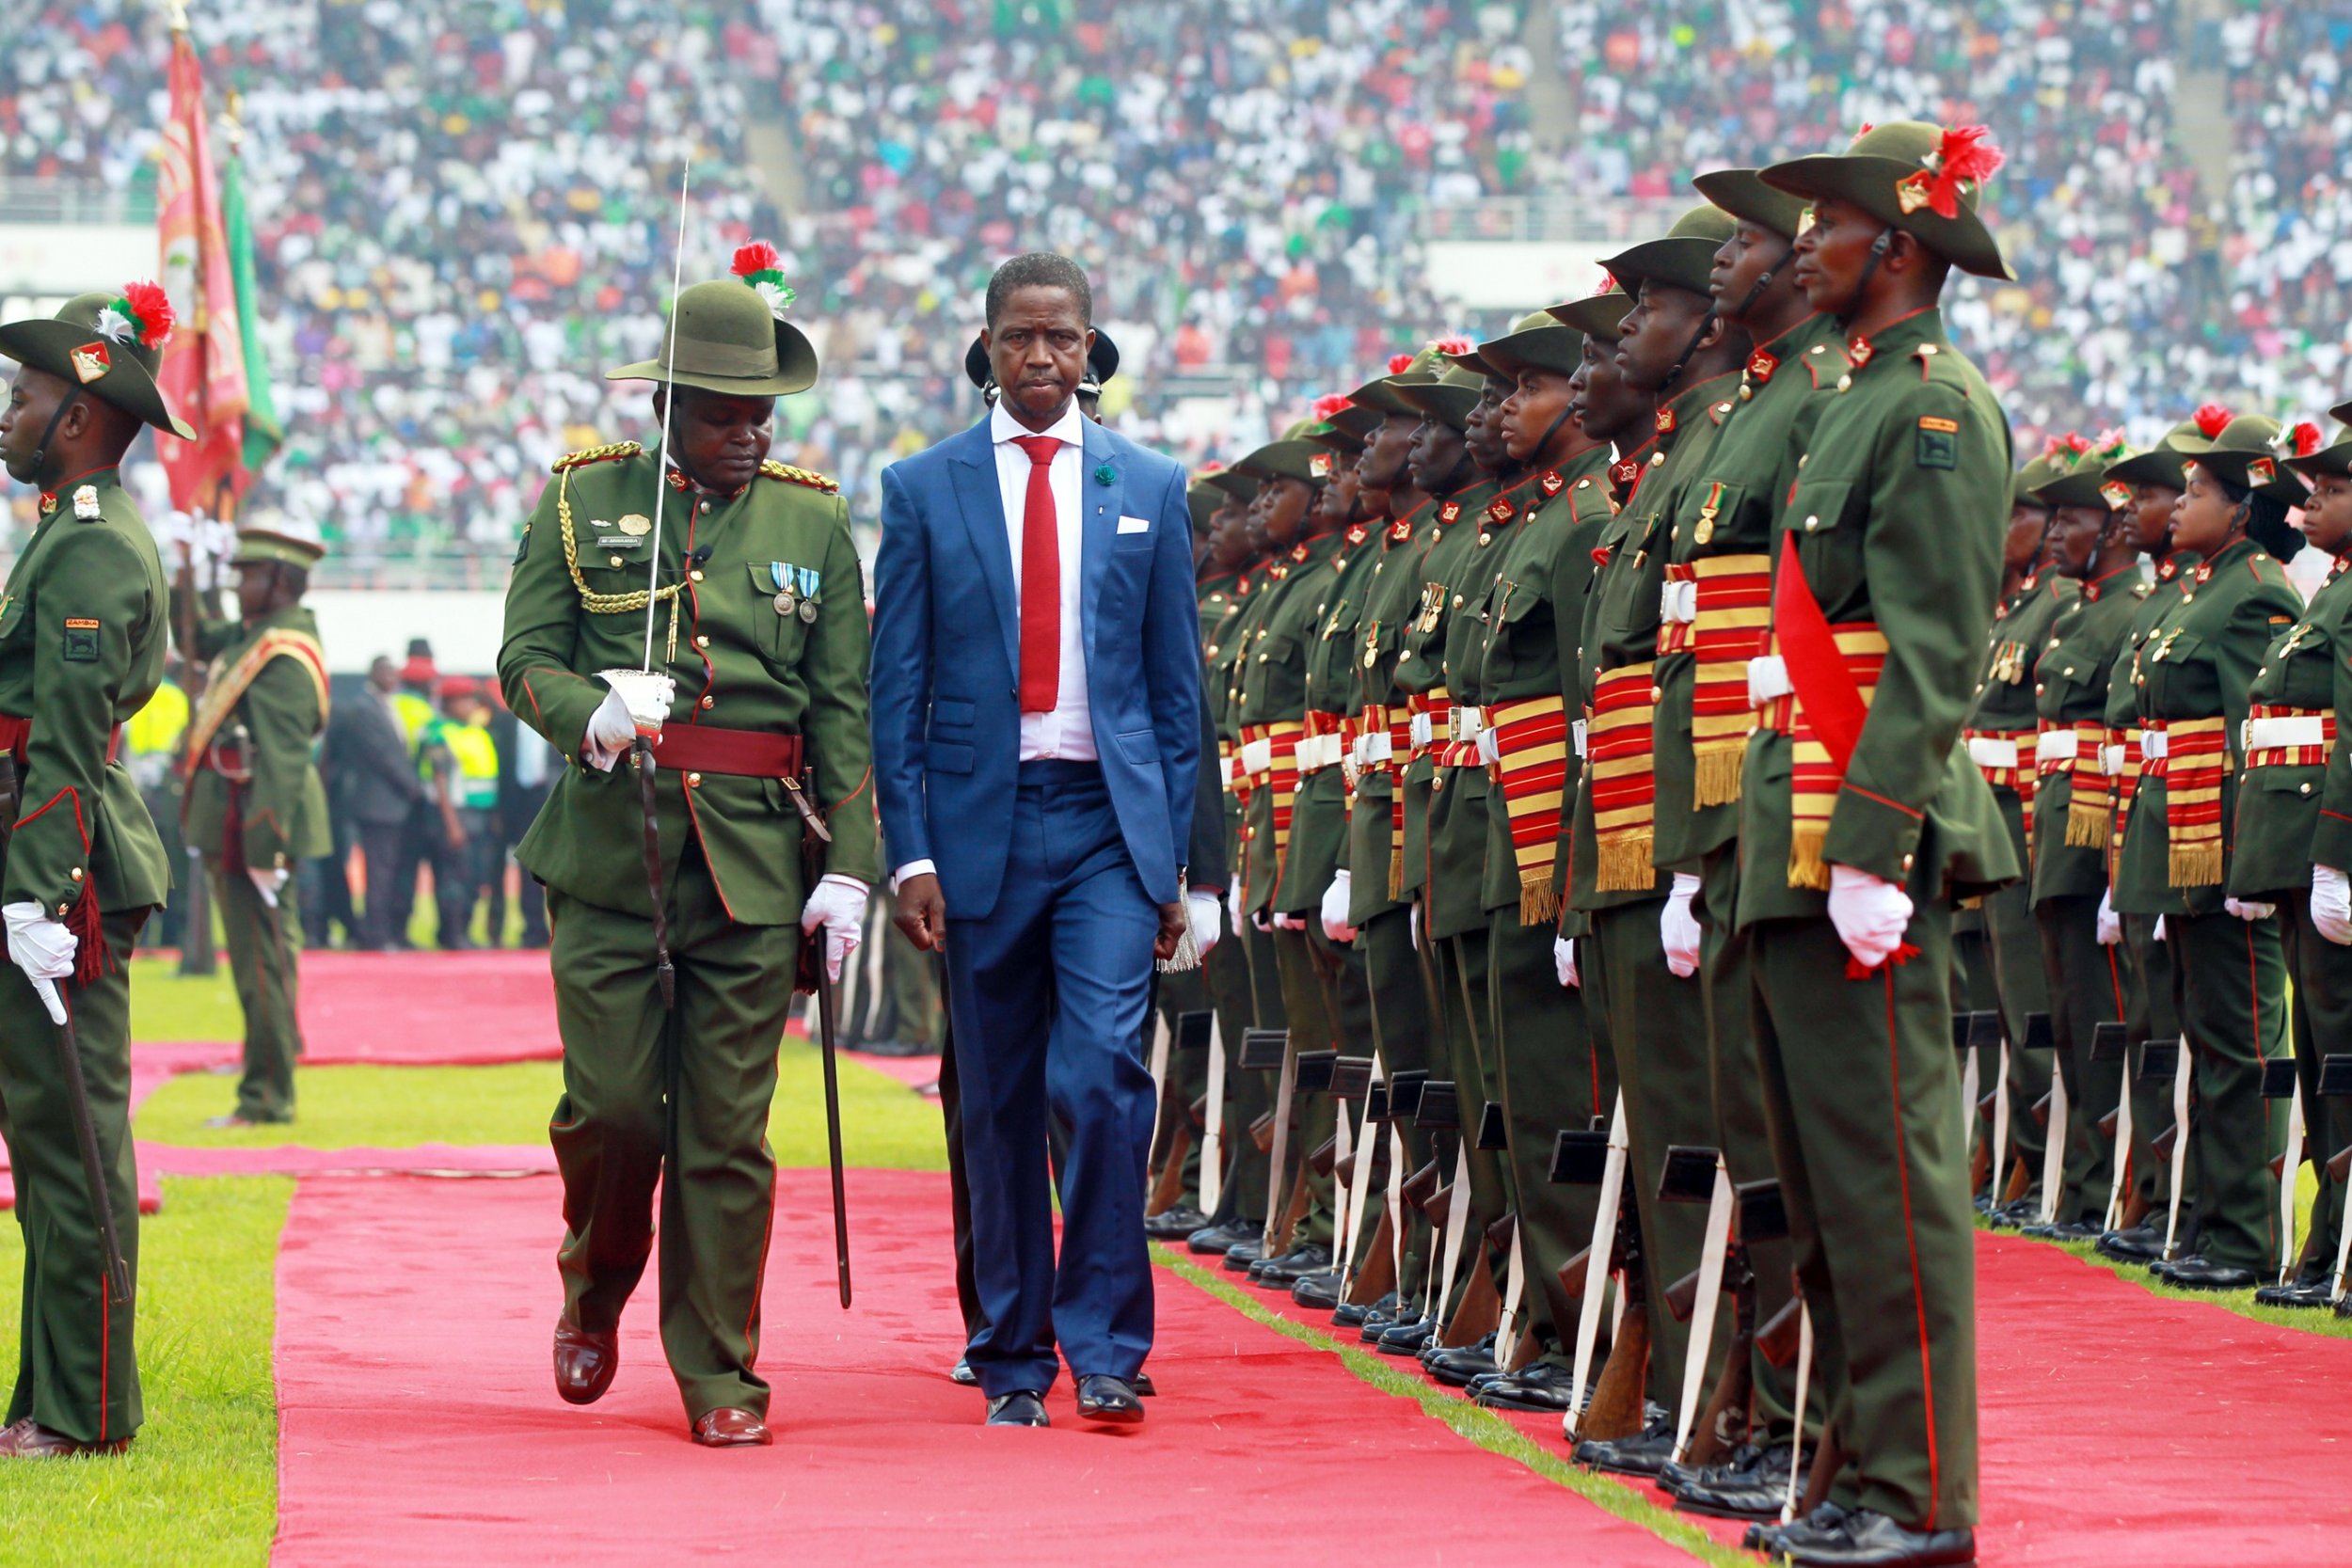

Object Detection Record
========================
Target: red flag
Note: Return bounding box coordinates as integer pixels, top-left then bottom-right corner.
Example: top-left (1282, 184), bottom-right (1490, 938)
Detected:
top-left (154, 26), bottom-right (250, 511)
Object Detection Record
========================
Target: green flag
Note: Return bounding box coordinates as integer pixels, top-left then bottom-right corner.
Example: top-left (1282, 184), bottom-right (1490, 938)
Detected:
top-left (223, 146), bottom-right (281, 484)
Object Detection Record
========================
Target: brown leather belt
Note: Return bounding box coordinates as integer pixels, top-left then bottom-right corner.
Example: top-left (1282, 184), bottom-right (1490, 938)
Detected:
top-left (0, 713), bottom-right (125, 766)
top-left (648, 722), bottom-right (803, 778)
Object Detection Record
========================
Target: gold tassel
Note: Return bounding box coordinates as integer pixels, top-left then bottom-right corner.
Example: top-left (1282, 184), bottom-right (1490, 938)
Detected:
top-left (1519, 872), bottom-right (1559, 927)
top-left (1692, 748), bottom-right (1744, 808)
top-left (2065, 798), bottom-right (2107, 848)
top-left (2169, 844), bottom-right (2224, 888)
top-left (1787, 827), bottom-right (1830, 891)
top-left (1958, 893), bottom-right (1984, 911)
top-left (1388, 844), bottom-right (1406, 902)
top-left (1595, 833), bottom-right (1654, 894)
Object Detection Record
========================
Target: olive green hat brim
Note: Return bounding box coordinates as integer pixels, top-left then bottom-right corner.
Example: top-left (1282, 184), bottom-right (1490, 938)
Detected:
top-left (1546, 293), bottom-right (1633, 339)
top-left (2331, 398), bottom-right (2352, 427)
top-left (1186, 485), bottom-right (1222, 531)
top-left (1759, 154), bottom-right (2013, 280)
top-left (1600, 237), bottom-right (1723, 299)
top-left (1204, 467), bottom-right (1261, 499)
top-left (607, 319), bottom-right (819, 398)
top-left (1391, 380), bottom-right (1481, 431)
top-left (2104, 449), bottom-right (2188, 491)
top-left (0, 317), bottom-right (196, 438)
top-left (231, 532), bottom-right (327, 569)
top-left (1324, 404), bottom-right (1386, 440)
top-left (1691, 169), bottom-right (1810, 241)
top-left (2287, 440), bottom-right (2352, 481)
top-left (1476, 324), bottom-right (1585, 381)
top-left (1238, 439), bottom-right (1329, 484)
top-left (1353, 372), bottom-right (1436, 417)
top-left (2030, 472), bottom-right (2117, 511)
top-left (2186, 448), bottom-right (2307, 504)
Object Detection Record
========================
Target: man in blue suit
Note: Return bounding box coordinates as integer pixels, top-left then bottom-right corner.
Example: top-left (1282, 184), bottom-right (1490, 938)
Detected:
top-left (870, 254), bottom-right (1200, 1428)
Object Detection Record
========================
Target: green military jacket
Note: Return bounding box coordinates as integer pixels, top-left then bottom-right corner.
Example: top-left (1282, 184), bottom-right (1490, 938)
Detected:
top-left (1465, 447), bottom-right (1615, 917)
top-left (1215, 562), bottom-right (1277, 895)
top-left (2027, 563), bottom-right (2145, 904)
top-left (1653, 313), bottom-right (1841, 872)
top-left (1971, 573), bottom-right (2075, 736)
top-left (1279, 520), bottom-right (1384, 911)
top-left (0, 467), bottom-right (170, 919)
top-left (2112, 535), bottom-right (2302, 917)
top-left (1199, 570), bottom-right (1239, 648)
top-left (1342, 503), bottom-right (1437, 925)
top-left (1733, 309), bottom-right (2016, 928)
top-left (2232, 554), bottom-right (2352, 895)
top-left (498, 443), bottom-right (878, 923)
top-left (1237, 529), bottom-right (1344, 912)
top-left (1391, 478), bottom-right (1499, 904)
top-left (1569, 369), bottom-right (1739, 913)
top-left (2106, 554), bottom-right (2198, 906)
top-left (180, 600), bottom-right (333, 871)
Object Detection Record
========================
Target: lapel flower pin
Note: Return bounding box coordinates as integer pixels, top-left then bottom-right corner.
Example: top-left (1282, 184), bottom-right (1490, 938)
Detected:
top-left (1093, 462), bottom-right (1117, 487)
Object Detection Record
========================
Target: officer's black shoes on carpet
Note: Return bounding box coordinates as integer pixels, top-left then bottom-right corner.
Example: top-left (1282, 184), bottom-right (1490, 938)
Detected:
top-left (1425, 1340), bottom-right (1498, 1387)
top-left (2095, 1224), bottom-right (2163, 1262)
top-left (552, 1321), bottom-right (618, 1405)
top-left (1251, 1244), bottom-right (1331, 1286)
top-left (1074, 1375), bottom-right (1146, 1426)
top-left (2337, 1291), bottom-right (2352, 1321)
top-left (1574, 1411), bottom-right (1676, 1475)
top-left (1747, 1502), bottom-right (1845, 1555)
top-left (1144, 1205), bottom-right (1210, 1241)
top-left (1473, 1362), bottom-right (1578, 1412)
top-left (1983, 1196), bottom-right (2040, 1231)
top-left (1360, 1307), bottom-right (1420, 1344)
top-left (2160, 1257), bottom-right (2258, 1291)
top-left (2019, 1218), bottom-right (2100, 1241)
top-left (2252, 1275), bottom-right (2336, 1309)
top-left (1753, 1506), bottom-right (1974, 1567)
top-left (1333, 1291), bottom-right (1397, 1329)
top-left (985, 1391), bottom-right (1050, 1428)
top-left (0, 1418), bottom-right (131, 1459)
top-left (1668, 1443), bottom-right (1802, 1521)
top-left (1222, 1240), bottom-right (1264, 1274)
top-left (1374, 1317), bottom-right (1437, 1355)
top-left (857, 1037), bottom-right (932, 1058)
top-left (1185, 1220), bottom-right (1255, 1255)
top-left (691, 1408), bottom-right (773, 1448)
top-left (1290, 1272), bottom-right (1343, 1309)
top-left (1133, 1371), bottom-right (1156, 1397)
top-left (949, 1356), bottom-right (978, 1386)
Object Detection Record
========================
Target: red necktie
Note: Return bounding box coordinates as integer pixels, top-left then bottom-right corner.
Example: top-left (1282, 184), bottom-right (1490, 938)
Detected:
top-left (1013, 435), bottom-right (1062, 714)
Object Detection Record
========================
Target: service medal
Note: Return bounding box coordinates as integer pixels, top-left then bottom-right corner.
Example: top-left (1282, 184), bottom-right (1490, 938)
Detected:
top-left (617, 514), bottom-right (653, 536)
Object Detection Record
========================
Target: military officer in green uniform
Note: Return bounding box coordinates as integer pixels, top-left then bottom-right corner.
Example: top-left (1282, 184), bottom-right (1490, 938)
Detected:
top-left (1647, 167), bottom-right (1838, 1518)
top-left (178, 523), bottom-right (333, 1127)
top-left (2017, 443), bottom-right (2146, 1235)
top-left (1737, 124), bottom-right (2019, 1567)
top-left (498, 249), bottom-right (879, 1447)
top-left (0, 284), bottom-right (183, 1456)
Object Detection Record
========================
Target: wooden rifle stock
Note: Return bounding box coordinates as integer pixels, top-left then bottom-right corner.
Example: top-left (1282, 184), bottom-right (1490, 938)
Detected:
top-left (1756, 1294), bottom-right (1804, 1370)
top-left (1663, 1265), bottom-right (1704, 1324)
top-left (1558, 1246), bottom-right (1593, 1300)
top-left (1399, 1159), bottom-right (1442, 1211)
top-left (1344, 1211), bottom-right (1398, 1307)
top-left (2151, 1120), bottom-right (2180, 1161)
top-left (1307, 1134), bottom-right (1339, 1179)
top-left (2096, 1107), bottom-right (2121, 1140)
top-left (1686, 1243), bottom-right (1758, 1468)
top-left (1146, 1123), bottom-right (1193, 1218)
top-left (2030, 1090), bottom-right (2054, 1129)
top-left (2000, 1155), bottom-right (2033, 1206)
top-left (1267, 1157), bottom-right (1314, 1258)
top-left (1249, 1111), bottom-right (1277, 1153)
top-left (1580, 1203), bottom-right (1648, 1442)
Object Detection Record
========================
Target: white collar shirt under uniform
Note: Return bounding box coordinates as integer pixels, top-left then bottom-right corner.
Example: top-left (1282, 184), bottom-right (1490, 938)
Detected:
top-left (989, 400), bottom-right (1096, 764)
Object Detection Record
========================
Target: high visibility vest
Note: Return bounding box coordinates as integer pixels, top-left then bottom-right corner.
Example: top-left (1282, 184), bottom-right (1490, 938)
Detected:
top-left (391, 691), bottom-right (435, 746)
top-left (126, 681), bottom-right (191, 757)
top-left (421, 717), bottom-right (501, 810)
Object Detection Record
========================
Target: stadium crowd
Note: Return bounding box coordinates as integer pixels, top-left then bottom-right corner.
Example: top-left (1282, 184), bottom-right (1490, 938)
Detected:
top-left (3, 0), bottom-right (2348, 563)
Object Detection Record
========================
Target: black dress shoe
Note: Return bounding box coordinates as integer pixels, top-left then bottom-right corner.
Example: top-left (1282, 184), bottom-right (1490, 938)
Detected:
top-left (1360, 1308), bottom-right (1419, 1344)
top-left (1333, 1291), bottom-right (1397, 1330)
top-left (2252, 1275), bottom-right (2336, 1309)
top-left (1074, 1374), bottom-right (1145, 1425)
top-left (949, 1356), bottom-right (977, 1386)
top-left (2019, 1218), bottom-right (2100, 1241)
top-left (1291, 1272), bottom-right (1343, 1309)
top-left (1251, 1243), bottom-right (1332, 1285)
top-left (1473, 1363), bottom-right (1580, 1413)
top-left (1425, 1344), bottom-right (1498, 1387)
top-left (1674, 1444), bottom-right (1802, 1521)
top-left (1779, 1506), bottom-right (1974, 1566)
top-left (1655, 1441), bottom-right (1760, 1500)
top-left (1574, 1412), bottom-right (1676, 1475)
top-left (553, 1322), bottom-right (618, 1405)
top-left (2162, 1258), bottom-right (2257, 1291)
top-left (1133, 1371), bottom-right (1156, 1397)
top-left (1374, 1317), bottom-right (1436, 1355)
top-left (2095, 1224), bottom-right (2163, 1262)
top-left (1746, 1502), bottom-right (1849, 1555)
top-left (1145, 1204), bottom-right (1211, 1241)
top-left (985, 1390), bottom-right (1050, 1427)
top-left (1186, 1221), bottom-right (1256, 1256)
top-left (2337, 1291), bottom-right (2352, 1320)
top-left (1222, 1240), bottom-right (1264, 1274)
top-left (1984, 1196), bottom-right (2040, 1231)
top-left (1422, 1327), bottom-right (1494, 1368)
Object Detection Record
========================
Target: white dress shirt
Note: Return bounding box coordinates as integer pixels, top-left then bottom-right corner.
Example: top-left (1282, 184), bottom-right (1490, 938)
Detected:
top-left (894, 401), bottom-right (1096, 888)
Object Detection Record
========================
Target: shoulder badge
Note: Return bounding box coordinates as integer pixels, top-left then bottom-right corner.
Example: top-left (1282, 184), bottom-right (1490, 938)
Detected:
top-left (551, 441), bottom-right (643, 473)
top-left (760, 460), bottom-right (840, 494)
top-left (1915, 416), bottom-right (1959, 470)
top-left (72, 484), bottom-right (102, 521)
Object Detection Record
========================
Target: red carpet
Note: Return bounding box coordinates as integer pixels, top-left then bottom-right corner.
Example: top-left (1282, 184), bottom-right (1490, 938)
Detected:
top-left (297, 949), bottom-right (560, 1065)
top-left (0, 1042), bottom-right (227, 1213)
top-left (268, 1169), bottom-right (1696, 1568)
top-left (1240, 1233), bottom-right (2352, 1564)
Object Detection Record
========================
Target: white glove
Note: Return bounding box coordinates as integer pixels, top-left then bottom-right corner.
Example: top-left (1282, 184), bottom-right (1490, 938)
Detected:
top-left (2095, 888), bottom-right (2121, 946)
top-left (2313, 865), bottom-right (2352, 946)
top-left (1661, 872), bottom-right (1702, 978)
top-left (2153, 914), bottom-right (2167, 942)
top-left (1226, 880), bottom-right (1243, 936)
top-left (583, 680), bottom-right (673, 771)
top-left (1826, 863), bottom-right (1914, 972)
top-left (1251, 908), bottom-right (1272, 933)
top-left (5, 901), bottom-right (75, 1025)
top-left (797, 873), bottom-right (869, 984)
top-left (1409, 900), bottom-right (1422, 952)
top-left (1187, 889), bottom-right (1223, 958)
top-left (1273, 911), bottom-right (1307, 930)
top-left (1321, 871), bottom-right (1357, 943)
top-left (2224, 896), bottom-right (2276, 922)
top-left (247, 866), bottom-right (289, 910)
top-left (1554, 934), bottom-right (1581, 990)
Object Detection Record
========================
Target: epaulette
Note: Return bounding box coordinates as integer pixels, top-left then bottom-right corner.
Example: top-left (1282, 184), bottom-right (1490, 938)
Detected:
top-left (551, 441), bottom-right (642, 473)
top-left (760, 460), bottom-right (840, 494)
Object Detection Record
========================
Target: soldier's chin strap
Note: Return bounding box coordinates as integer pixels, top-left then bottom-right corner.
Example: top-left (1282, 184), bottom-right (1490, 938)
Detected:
top-left (1836, 229), bottom-right (1896, 325)
top-left (25, 393), bottom-right (82, 493)
top-left (1531, 398), bottom-right (1580, 460)
top-left (1735, 240), bottom-right (1802, 321)
top-left (1656, 306), bottom-right (1720, 396)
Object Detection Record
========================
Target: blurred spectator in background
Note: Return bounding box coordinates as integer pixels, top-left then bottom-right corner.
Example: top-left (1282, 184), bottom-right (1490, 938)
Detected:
top-left (489, 686), bottom-right (559, 949)
top-left (123, 665), bottom-right (192, 951)
top-left (386, 641), bottom-right (439, 946)
top-left (320, 654), bottom-right (421, 950)
top-left (416, 676), bottom-right (501, 950)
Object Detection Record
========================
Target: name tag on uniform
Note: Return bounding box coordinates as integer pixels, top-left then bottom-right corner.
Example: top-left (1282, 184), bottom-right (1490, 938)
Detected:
top-left (1117, 515), bottom-right (1152, 535)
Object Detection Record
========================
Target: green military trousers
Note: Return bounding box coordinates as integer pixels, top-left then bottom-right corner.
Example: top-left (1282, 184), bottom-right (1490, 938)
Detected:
top-left (1269, 927), bottom-right (1339, 1249)
top-left (1205, 919), bottom-right (1286, 1232)
top-left (1437, 927), bottom-right (1512, 1305)
top-left (0, 908), bottom-right (145, 1444)
top-left (1584, 899), bottom-right (1716, 1410)
top-left (1486, 912), bottom-right (1606, 1366)
top-left (2171, 909), bottom-right (2289, 1273)
top-left (1750, 905), bottom-right (1977, 1532)
top-left (1152, 962), bottom-right (1213, 1205)
top-left (1358, 904), bottom-right (1433, 1287)
top-left (2121, 911), bottom-right (2181, 1218)
top-left (2033, 894), bottom-right (2128, 1225)
top-left (2282, 897), bottom-right (2352, 1284)
top-left (216, 866), bottom-right (304, 1123)
top-left (1192, 901), bottom-right (1256, 1216)
top-left (1982, 790), bottom-right (2050, 1195)
top-left (546, 847), bottom-right (803, 1422)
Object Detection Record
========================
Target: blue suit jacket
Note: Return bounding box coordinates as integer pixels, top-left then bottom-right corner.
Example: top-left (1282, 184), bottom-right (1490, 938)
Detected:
top-left (870, 417), bottom-right (1201, 920)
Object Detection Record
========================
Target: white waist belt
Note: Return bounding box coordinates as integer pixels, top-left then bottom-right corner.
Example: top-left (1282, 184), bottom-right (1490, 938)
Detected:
top-left (1477, 726), bottom-right (1502, 767)
top-left (1967, 736), bottom-right (2020, 769)
top-left (1300, 733), bottom-right (1344, 771)
top-left (2101, 743), bottom-right (2126, 777)
top-left (1661, 579), bottom-right (1697, 624)
top-left (1572, 719), bottom-right (1589, 759)
top-left (2139, 730), bottom-right (2169, 761)
top-left (1452, 705), bottom-right (1485, 745)
top-left (1239, 737), bottom-right (1273, 776)
top-left (1218, 754), bottom-right (1238, 790)
top-left (2247, 716), bottom-right (2328, 751)
top-left (2034, 731), bottom-right (2079, 764)
top-left (1409, 713), bottom-right (1434, 749)
top-left (1360, 732), bottom-right (1394, 765)
top-left (1747, 655), bottom-right (1791, 708)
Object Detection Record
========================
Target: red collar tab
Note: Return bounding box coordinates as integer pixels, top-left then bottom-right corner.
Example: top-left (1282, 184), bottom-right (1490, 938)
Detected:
top-left (1388, 516), bottom-right (1414, 542)
top-left (1540, 468), bottom-right (1565, 496)
top-left (1847, 334), bottom-right (1875, 368)
top-left (1486, 497), bottom-right (1517, 524)
top-left (1748, 348), bottom-right (1779, 385)
top-left (2193, 562), bottom-right (2214, 584)
top-left (1290, 542), bottom-right (1311, 563)
top-left (2330, 556), bottom-right (2350, 581)
top-left (1344, 523), bottom-right (1370, 546)
top-left (1610, 456), bottom-right (1642, 489)
top-left (1438, 501), bottom-right (1462, 523)
top-left (37, 491), bottom-right (58, 517)
top-left (2156, 558), bottom-right (2178, 580)
top-left (1654, 404), bottom-right (1677, 436)
top-left (2021, 573), bottom-right (2039, 594)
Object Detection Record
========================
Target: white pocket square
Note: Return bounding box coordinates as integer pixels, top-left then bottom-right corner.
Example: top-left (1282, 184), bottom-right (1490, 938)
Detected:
top-left (1117, 514), bottom-right (1152, 534)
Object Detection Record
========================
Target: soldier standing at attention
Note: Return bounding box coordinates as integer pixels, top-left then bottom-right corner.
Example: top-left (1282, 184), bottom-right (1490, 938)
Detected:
top-left (499, 245), bottom-right (877, 1448)
top-left (178, 523), bottom-right (332, 1128)
top-left (0, 284), bottom-right (183, 1456)
top-left (1738, 124), bottom-right (2017, 1567)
